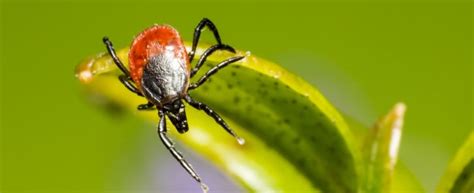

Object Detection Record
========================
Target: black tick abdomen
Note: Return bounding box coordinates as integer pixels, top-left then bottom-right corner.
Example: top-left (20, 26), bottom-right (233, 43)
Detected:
top-left (141, 52), bottom-right (189, 107)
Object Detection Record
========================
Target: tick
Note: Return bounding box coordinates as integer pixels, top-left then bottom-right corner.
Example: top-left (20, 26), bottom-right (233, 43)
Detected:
top-left (102, 18), bottom-right (245, 191)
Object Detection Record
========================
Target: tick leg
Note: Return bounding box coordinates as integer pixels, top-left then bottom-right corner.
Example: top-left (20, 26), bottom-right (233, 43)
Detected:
top-left (157, 110), bottom-right (206, 188)
top-left (190, 44), bottom-right (236, 78)
top-left (188, 18), bottom-right (223, 63)
top-left (105, 38), bottom-right (144, 97)
top-left (103, 37), bottom-right (130, 77)
top-left (189, 56), bottom-right (245, 90)
top-left (137, 102), bottom-right (154, 110)
top-left (119, 75), bottom-right (143, 96)
top-left (184, 95), bottom-right (245, 145)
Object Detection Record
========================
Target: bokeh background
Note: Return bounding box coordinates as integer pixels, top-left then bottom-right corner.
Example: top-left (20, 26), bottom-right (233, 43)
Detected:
top-left (1, 0), bottom-right (471, 192)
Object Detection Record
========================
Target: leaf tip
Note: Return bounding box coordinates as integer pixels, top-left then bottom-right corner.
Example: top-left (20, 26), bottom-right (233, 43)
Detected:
top-left (392, 102), bottom-right (406, 120)
top-left (386, 102), bottom-right (406, 167)
top-left (75, 57), bottom-right (96, 83)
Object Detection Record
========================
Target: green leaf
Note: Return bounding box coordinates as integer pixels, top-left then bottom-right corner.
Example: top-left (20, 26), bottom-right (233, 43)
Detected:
top-left (361, 103), bottom-right (406, 193)
top-left (344, 109), bottom-right (425, 193)
top-left (437, 131), bottom-right (474, 193)
top-left (76, 43), bottom-right (360, 193)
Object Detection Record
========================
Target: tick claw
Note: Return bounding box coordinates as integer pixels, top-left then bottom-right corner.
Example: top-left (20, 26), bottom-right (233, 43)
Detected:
top-left (200, 183), bottom-right (209, 193)
top-left (237, 137), bottom-right (246, 145)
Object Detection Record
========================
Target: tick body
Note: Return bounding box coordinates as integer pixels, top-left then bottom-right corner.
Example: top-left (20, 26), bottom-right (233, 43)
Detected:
top-left (103, 18), bottom-right (245, 191)
top-left (129, 25), bottom-right (190, 105)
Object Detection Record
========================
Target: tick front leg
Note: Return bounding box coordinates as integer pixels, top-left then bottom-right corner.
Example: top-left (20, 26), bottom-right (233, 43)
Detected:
top-left (157, 110), bottom-right (208, 190)
top-left (189, 56), bottom-right (245, 90)
top-left (118, 75), bottom-right (143, 96)
top-left (190, 44), bottom-right (236, 78)
top-left (105, 38), bottom-right (144, 97)
top-left (103, 37), bottom-right (130, 77)
top-left (184, 95), bottom-right (245, 145)
top-left (188, 18), bottom-right (223, 63)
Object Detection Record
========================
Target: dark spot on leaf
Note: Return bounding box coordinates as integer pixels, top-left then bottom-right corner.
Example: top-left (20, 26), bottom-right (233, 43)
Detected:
top-left (271, 98), bottom-right (277, 103)
top-left (245, 105), bottom-right (253, 112)
top-left (292, 137), bottom-right (301, 144)
top-left (273, 130), bottom-right (284, 141)
top-left (274, 81), bottom-right (279, 87)
top-left (315, 122), bottom-right (323, 128)
top-left (233, 96), bottom-right (240, 104)
top-left (309, 135), bottom-right (317, 142)
top-left (328, 145), bottom-right (336, 152)
top-left (297, 157), bottom-right (307, 167)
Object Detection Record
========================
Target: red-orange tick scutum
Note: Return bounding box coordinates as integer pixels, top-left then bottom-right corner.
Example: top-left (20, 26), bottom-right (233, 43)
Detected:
top-left (102, 18), bottom-right (246, 192)
top-left (129, 25), bottom-right (190, 94)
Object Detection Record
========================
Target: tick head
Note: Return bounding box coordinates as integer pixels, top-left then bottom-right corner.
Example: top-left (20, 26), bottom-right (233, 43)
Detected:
top-left (165, 100), bottom-right (189, 133)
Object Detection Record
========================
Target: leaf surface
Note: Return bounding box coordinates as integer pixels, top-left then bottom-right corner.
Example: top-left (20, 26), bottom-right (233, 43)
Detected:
top-left (76, 43), bottom-right (360, 192)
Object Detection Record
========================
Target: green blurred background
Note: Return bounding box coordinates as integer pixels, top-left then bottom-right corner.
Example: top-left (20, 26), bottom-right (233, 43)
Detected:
top-left (0, 0), bottom-right (471, 192)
